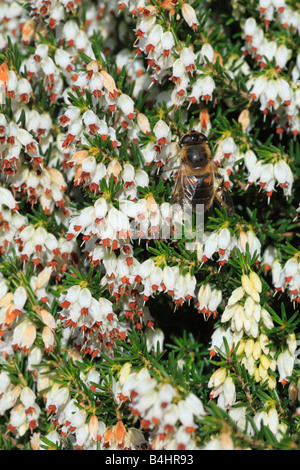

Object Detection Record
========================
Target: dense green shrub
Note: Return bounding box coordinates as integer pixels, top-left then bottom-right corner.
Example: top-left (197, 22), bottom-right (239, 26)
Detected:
top-left (0, 0), bottom-right (299, 450)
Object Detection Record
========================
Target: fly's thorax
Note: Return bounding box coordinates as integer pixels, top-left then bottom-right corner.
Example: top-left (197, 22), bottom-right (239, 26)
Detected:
top-left (181, 142), bottom-right (211, 170)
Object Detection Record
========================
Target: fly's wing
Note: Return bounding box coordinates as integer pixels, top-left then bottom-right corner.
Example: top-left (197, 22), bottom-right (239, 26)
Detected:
top-left (171, 164), bottom-right (199, 206)
top-left (214, 171), bottom-right (235, 214)
top-left (170, 165), bottom-right (183, 204)
top-left (182, 173), bottom-right (201, 205)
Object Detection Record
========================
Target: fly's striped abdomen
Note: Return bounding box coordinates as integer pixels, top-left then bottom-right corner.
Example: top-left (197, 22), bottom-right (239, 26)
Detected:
top-left (182, 172), bottom-right (215, 211)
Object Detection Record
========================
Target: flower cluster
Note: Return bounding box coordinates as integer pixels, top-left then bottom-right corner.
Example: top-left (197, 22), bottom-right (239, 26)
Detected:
top-left (0, 0), bottom-right (299, 452)
top-left (243, 15), bottom-right (300, 136)
top-left (211, 272), bottom-right (277, 385)
top-left (2, 379), bottom-right (41, 436)
top-left (196, 283), bottom-right (222, 318)
top-left (43, 376), bottom-right (146, 450)
top-left (128, 2), bottom-right (216, 108)
top-left (210, 270), bottom-right (297, 391)
top-left (273, 255), bottom-right (300, 304)
top-left (113, 364), bottom-right (205, 450)
top-left (198, 226), bottom-right (261, 265)
top-left (245, 152), bottom-right (294, 199)
top-left (58, 285), bottom-right (128, 357)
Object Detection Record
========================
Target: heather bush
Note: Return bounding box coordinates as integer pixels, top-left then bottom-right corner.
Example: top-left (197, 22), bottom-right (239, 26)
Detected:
top-left (0, 0), bottom-right (299, 451)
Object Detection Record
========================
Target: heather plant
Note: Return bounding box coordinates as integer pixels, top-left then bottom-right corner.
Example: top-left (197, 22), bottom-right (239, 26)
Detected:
top-left (0, 0), bottom-right (299, 451)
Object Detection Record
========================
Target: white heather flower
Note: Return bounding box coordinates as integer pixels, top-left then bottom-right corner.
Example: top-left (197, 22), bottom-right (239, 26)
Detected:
top-left (33, 44), bottom-right (49, 63)
top-left (13, 286), bottom-right (27, 314)
top-left (35, 266), bottom-right (53, 290)
top-left (200, 75), bottom-right (215, 102)
top-left (177, 399), bottom-right (195, 428)
top-left (267, 407), bottom-right (279, 436)
top-left (202, 232), bottom-right (219, 262)
top-left (197, 283), bottom-right (211, 311)
top-left (265, 79), bottom-right (278, 107)
top-left (161, 265), bottom-right (179, 295)
top-left (260, 308), bottom-right (274, 329)
top-left (137, 113), bottom-right (151, 135)
top-left (8, 404), bottom-right (27, 433)
top-left (59, 106), bottom-right (81, 127)
top-left (0, 188), bottom-right (18, 212)
top-left (62, 20), bottom-right (79, 46)
top-left (278, 79), bottom-right (292, 105)
top-left (253, 407), bottom-right (286, 441)
top-left (119, 363), bottom-right (132, 387)
top-left (277, 349), bottom-right (294, 384)
top-left (259, 163), bottom-right (274, 188)
top-left (180, 48), bottom-right (196, 73)
top-left (185, 272), bottom-right (196, 301)
top-left (27, 347), bottom-right (42, 373)
top-left (117, 94), bottom-right (135, 120)
top-left (20, 387), bottom-right (36, 410)
top-left (135, 169), bottom-right (149, 188)
top-left (259, 0), bottom-right (272, 12)
top-left (0, 371), bottom-right (10, 395)
top-left (48, 2), bottom-right (65, 28)
top-left (75, 424), bottom-right (89, 450)
top-left (12, 321), bottom-right (37, 353)
top-left (89, 73), bottom-right (103, 98)
top-left (208, 367), bottom-right (227, 391)
top-left (248, 75), bottom-right (267, 100)
top-left (209, 326), bottom-right (234, 357)
top-left (185, 393), bottom-right (205, 417)
top-left (153, 120), bottom-right (172, 147)
top-left (86, 369), bottom-right (100, 392)
top-left (54, 48), bottom-right (73, 71)
top-left (208, 289), bottom-right (222, 315)
top-left (189, 77), bottom-right (204, 105)
top-left (42, 326), bottom-right (55, 352)
top-left (274, 160), bottom-right (293, 190)
top-left (46, 384), bottom-right (70, 414)
top-left (146, 24), bottom-right (163, 54)
top-left (17, 78), bottom-right (32, 103)
top-left (244, 17), bottom-right (257, 41)
top-left (253, 410), bottom-right (268, 431)
top-left (223, 377), bottom-right (236, 407)
top-left (273, 0), bottom-right (286, 13)
top-left (161, 31), bottom-right (175, 57)
top-left (241, 273), bottom-right (260, 302)
top-left (6, 70), bottom-right (18, 98)
top-left (82, 110), bottom-right (101, 135)
top-left (171, 59), bottom-right (186, 84)
top-left (249, 271), bottom-right (262, 293)
top-left (222, 137), bottom-right (237, 159)
top-left (218, 228), bottom-right (231, 255)
top-left (287, 333), bottom-right (296, 355)
top-left (157, 383), bottom-right (176, 408)
top-left (200, 43), bottom-right (215, 64)
top-left (135, 14), bottom-right (157, 40)
top-left (146, 327), bottom-right (164, 352)
top-left (182, 3), bottom-right (199, 31)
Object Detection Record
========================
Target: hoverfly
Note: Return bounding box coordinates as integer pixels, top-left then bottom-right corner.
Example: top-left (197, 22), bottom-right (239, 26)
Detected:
top-left (171, 130), bottom-right (234, 214)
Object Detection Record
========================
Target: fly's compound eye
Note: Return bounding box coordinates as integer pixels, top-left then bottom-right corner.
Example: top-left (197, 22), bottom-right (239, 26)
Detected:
top-left (197, 132), bottom-right (208, 143)
top-left (179, 134), bottom-right (192, 146)
top-left (180, 131), bottom-right (208, 146)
